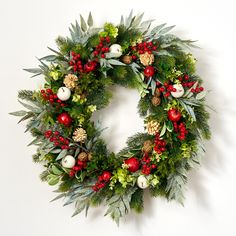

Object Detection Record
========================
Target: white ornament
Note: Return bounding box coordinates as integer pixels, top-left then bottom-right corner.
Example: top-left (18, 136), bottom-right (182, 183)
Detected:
top-left (57, 87), bottom-right (71, 101)
top-left (171, 84), bottom-right (184, 98)
top-left (137, 175), bottom-right (149, 189)
top-left (109, 44), bottom-right (122, 58)
top-left (61, 155), bottom-right (76, 168)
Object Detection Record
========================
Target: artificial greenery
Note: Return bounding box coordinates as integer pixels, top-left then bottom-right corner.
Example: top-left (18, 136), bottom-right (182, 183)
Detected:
top-left (10, 11), bottom-right (211, 225)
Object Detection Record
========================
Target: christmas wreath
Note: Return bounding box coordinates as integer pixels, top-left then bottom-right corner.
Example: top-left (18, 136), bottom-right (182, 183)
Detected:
top-left (11, 12), bottom-right (211, 224)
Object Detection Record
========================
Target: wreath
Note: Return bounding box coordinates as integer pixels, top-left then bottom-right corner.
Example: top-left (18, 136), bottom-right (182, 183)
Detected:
top-left (11, 12), bottom-right (211, 224)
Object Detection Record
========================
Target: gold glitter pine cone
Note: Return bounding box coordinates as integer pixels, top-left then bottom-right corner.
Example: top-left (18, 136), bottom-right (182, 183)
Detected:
top-left (146, 120), bottom-right (160, 135)
top-left (63, 74), bottom-right (78, 89)
top-left (140, 52), bottom-right (154, 66)
top-left (73, 128), bottom-right (87, 143)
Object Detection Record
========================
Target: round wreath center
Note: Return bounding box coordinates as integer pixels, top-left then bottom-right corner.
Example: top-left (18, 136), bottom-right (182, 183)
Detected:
top-left (92, 86), bottom-right (144, 153)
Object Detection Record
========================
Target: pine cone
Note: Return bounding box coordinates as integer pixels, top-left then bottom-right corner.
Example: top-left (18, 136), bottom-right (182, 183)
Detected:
top-left (64, 74), bottom-right (78, 89)
top-left (73, 128), bottom-right (87, 143)
top-left (152, 96), bottom-right (161, 106)
top-left (146, 120), bottom-right (160, 135)
top-left (140, 52), bottom-right (154, 66)
top-left (142, 140), bottom-right (153, 153)
top-left (122, 55), bottom-right (132, 64)
top-left (78, 152), bottom-right (88, 161)
top-left (155, 88), bottom-right (161, 97)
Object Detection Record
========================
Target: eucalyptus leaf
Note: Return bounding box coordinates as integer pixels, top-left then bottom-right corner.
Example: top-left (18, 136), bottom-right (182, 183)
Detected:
top-left (51, 165), bottom-right (63, 175)
top-left (23, 68), bottom-right (42, 74)
top-left (47, 175), bottom-right (60, 186)
top-left (196, 91), bottom-right (207, 100)
top-left (56, 149), bottom-right (68, 161)
top-left (160, 122), bottom-right (167, 137)
top-left (151, 79), bottom-right (156, 95)
top-left (107, 59), bottom-right (126, 66)
top-left (80, 15), bottom-right (87, 32)
top-left (87, 12), bottom-right (93, 27)
top-left (9, 110), bottom-right (27, 116)
top-left (158, 25), bottom-right (175, 35)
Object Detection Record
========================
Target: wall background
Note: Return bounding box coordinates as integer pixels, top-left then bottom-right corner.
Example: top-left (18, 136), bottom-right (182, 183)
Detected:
top-left (0, 0), bottom-right (236, 235)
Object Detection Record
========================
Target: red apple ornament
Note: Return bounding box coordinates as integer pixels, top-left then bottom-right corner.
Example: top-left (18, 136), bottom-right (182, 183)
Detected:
top-left (168, 109), bottom-right (182, 122)
top-left (124, 157), bottom-right (140, 172)
top-left (57, 112), bottom-right (72, 126)
top-left (144, 66), bottom-right (155, 77)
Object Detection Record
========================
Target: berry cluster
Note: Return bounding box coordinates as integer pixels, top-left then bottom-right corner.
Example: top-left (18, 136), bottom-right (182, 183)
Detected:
top-left (154, 133), bottom-right (167, 154)
top-left (93, 37), bottom-right (110, 58)
top-left (44, 130), bottom-right (70, 149)
top-left (173, 122), bottom-right (188, 140)
top-left (40, 89), bottom-right (66, 107)
top-left (69, 160), bottom-right (87, 177)
top-left (131, 41), bottom-right (157, 54)
top-left (69, 52), bottom-right (83, 73)
top-left (141, 152), bottom-right (157, 175)
top-left (92, 171), bottom-right (112, 192)
top-left (178, 75), bottom-right (204, 92)
top-left (157, 82), bottom-right (177, 98)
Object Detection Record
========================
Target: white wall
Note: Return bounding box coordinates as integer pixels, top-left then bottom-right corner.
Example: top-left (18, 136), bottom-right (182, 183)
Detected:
top-left (0, 0), bottom-right (236, 235)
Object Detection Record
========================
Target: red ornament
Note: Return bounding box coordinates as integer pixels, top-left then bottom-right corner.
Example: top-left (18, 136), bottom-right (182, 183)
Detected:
top-left (124, 157), bottom-right (140, 172)
top-left (143, 66), bottom-right (155, 77)
top-left (101, 171), bottom-right (112, 182)
top-left (167, 109), bottom-right (182, 122)
top-left (57, 112), bottom-right (72, 126)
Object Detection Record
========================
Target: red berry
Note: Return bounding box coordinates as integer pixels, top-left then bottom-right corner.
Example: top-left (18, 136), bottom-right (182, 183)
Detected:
top-left (184, 74), bottom-right (189, 80)
top-left (101, 171), bottom-right (112, 182)
top-left (151, 164), bottom-right (157, 169)
top-left (69, 170), bottom-right (75, 177)
top-left (101, 54), bottom-right (105, 58)
top-left (199, 87), bottom-right (204, 91)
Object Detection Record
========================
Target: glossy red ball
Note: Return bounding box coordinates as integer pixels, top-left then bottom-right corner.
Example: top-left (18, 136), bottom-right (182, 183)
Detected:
top-left (124, 157), bottom-right (140, 172)
top-left (167, 109), bottom-right (182, 122)
top-left (144, 66), bottom-right (155, 77)
top-left (57, 112), bottom-right (72, 126)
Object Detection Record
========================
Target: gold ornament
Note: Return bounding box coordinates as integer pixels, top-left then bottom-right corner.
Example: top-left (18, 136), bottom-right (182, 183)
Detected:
top-left (63, 74), bottom-right (78, 89)
top-left (78, 152), bottom-right (88, 161)
top-left (155, 88), bottom-right (161, 97)
top-left (140, 52), bottom-right (154, 66)
top-left (122, 55), bottom-right (132, 64)
top-left (146, 120), bottom-right (160, 135)
top-left (142, 140), bottom-right (153, 153)
top-left (151, 96), bottom-right (161, 106)
top-left (73, 128), bottom-right (87, 142)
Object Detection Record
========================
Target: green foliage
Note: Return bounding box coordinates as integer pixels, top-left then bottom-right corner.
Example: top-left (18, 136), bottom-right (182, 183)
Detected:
top-left (130, 188), bottom-right (144, 213)
top-left (105, 187), bottom-right (137, 225)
